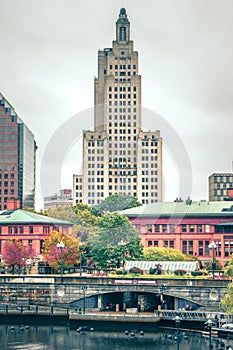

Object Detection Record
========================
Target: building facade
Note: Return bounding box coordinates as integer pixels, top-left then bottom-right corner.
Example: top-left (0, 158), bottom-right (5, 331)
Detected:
top-left (209, 173), bottom-right (233, 201)
top-left (0, 93), bottom-right (37, 210)
top-left (123, 200), bottom-right (233, 266)
top-left (0, 208), bottom-right (73, 262)
top-left (44, 189), bottom-right (73, 209)
top-left (73, 8), bottom-right (162, 206)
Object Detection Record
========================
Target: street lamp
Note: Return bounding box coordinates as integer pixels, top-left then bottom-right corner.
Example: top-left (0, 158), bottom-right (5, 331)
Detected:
top-left (160, 283), bottom-right (166, 310)
top-left (81, 285), bottom-right (88, 314)
top-left (205, 318), bottom-right (213, 350)
top-left (174, 315), bottom-right (180, 350)
top-left (117, 239), bottom-right (126, 268)
top-left (57, 240), bottom-right (65, 278)
top-left (208, 241), bottom-right (217, 280)
top-left (79, 242), bottom-right (85, 276)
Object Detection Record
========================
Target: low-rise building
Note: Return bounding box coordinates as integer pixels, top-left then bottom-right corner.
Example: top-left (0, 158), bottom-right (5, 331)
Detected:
top-left (123, 200), bottom-right (233, 266)
top-left (0, 206), bottom-right (73, 262)
top-left (44, 189), bottom-right (73, 209)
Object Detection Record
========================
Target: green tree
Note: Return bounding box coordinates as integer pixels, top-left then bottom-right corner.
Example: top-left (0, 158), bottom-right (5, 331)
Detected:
top-left (90, 213), bottom-right (143, 268)
top-left (220, 283), bottom-right (233, 313)
top-left (42, 230), bottom-right (81, 272)
top-left (94, 193), bottom-right (142, 213)
top-left (143, 247), bottom-right (187, 261)
top-left (43, 205), bottom-right (98, 242)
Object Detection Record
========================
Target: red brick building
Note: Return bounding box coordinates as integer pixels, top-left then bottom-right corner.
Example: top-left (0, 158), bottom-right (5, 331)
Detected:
top-left (123, 200), bottom-right (233, 266)
top-left (0, 207), bottom-right (73, 262)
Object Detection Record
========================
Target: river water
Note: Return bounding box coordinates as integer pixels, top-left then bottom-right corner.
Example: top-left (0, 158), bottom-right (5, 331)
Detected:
top-left (0, 325), bottom-right (232, 350)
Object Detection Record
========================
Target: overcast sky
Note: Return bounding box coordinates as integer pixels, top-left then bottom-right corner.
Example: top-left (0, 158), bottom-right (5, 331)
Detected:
top-left (1, 0), bottom-right (233, 209)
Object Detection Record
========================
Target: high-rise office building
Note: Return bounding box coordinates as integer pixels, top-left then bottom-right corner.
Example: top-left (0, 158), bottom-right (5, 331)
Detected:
top-left (209, 173), bottom-right (233, 201)
top-left (73, 8), bottom-right (162, 206)
top-left (0, 93), bottom-right (37, 210)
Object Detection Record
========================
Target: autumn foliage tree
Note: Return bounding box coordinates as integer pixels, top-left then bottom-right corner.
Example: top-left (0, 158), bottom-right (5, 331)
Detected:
top-left (42, 231), bottom-right (81, 272)
top-left (3, 240), bottom-right (34, 274)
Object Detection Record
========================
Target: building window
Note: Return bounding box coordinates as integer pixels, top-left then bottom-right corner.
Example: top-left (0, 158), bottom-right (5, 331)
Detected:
top-left (182, 224), bottom-right (187, 233)
top-left (120, 26), bottom-right (126, 41)
top-left (29, 226), bottom-right (33, 234)
top-left (147, 224), bottom-right (153, 233)
top-left (189, 225), bottom-right (194, 233)
top-left (170, 224), bottom-right (175, 232)
top-left (197, 224), bottom-right (202, 233)
top-left (148, 240), bottom-right (152, 247)
top-left (155, 224), bottom-right (160, 232)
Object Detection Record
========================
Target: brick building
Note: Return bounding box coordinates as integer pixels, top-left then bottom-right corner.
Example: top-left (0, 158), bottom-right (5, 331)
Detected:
top-left (0, 204), bottom-right (73, 261)
top-left (123, 200), bottom-right (233, 266)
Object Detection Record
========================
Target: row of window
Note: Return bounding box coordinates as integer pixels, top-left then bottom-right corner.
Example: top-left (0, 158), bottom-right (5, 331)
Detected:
top-left (0, 134), bottom-right (16, 140)
top-left (144, 224), bottom-right (210, 233)
top-left (0, 166), bottom-right (15, 171)
top-left (213, 176), bottom-right (233, 183)
top-left (109, 94), bottom-right (137, 99)
top-left (0, 225), bottom-right (59, 234)
top-left (109, 115), bottom-right (137, 121)
top-left (0, 189), bottom-right (14, 195)
top-left (0, 173), bottom-right (14, 179)
top-left (0, 181), bottom-right (15, 187)
top-left (109, 122), bottom-right (137, 127)
top-left (214, 183), bottom-right (233, 189)
top-left (109, 64), bottom-right (137, 70)
top-left (0, 115), bottom-right (17, 122)
top-left (147, 239), bottom-right (233, 258)
top-left (109, 107), bottom-right (137, 113)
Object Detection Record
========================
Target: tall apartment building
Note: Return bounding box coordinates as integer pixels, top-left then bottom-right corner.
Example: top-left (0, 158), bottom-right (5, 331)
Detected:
top-left (0, 93), bottom-right (37, 210)
top-left (209, 173), bottom-right (233, 201)
top-left (73, 8), bottom-right (162, 206)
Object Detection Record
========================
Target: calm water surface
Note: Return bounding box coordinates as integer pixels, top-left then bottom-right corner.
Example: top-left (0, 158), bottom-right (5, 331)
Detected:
top-left (0, 325), bottom-right (233, 350)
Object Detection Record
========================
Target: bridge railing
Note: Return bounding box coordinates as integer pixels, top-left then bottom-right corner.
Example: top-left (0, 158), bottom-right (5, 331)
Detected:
top-left (154, 310), bottom-right (233, 325)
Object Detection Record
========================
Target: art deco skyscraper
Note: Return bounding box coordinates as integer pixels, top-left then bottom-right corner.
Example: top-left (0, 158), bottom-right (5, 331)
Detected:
top-left (73, 8), bottom-right (162, 205)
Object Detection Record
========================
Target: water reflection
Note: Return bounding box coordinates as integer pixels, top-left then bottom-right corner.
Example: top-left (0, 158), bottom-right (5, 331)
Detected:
top-left (0, 325), bottom-right (232, 350)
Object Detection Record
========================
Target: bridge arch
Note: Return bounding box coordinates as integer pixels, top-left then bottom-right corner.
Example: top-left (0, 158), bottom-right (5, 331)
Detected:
top-left (69, 289), bottom-right (202, 313)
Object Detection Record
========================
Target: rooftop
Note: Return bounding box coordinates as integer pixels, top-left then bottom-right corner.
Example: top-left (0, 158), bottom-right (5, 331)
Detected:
top-left (122, 201), bottom-right (233, 218)
top-left (0, 209), bottom-right (73, 226)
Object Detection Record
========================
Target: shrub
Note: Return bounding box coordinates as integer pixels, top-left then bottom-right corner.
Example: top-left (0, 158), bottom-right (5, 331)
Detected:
top-left (129, 267), bottom-right (143, 275)
top-left (116, 270), bottom-right (122, 275)
top-left (191, 271), bottom-right (203, 277)
top-left (149, 267), bottom-right (157, 275)
top-left (174, 269), bottom-right (186, 276)
top-left (122, 270), bottom-right (127, 275)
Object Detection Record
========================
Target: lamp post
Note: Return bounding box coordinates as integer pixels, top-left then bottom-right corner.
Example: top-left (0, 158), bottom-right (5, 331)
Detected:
top-left (56, 240), bottom-right (65, 279)
top-left (175, 315), bottom-right (180, 350)
top-left (208, 241), bottom-right (217, 280)
top-left (81, 285), bottom-right (88, 314)
top-left (79, 242), bottom-right (85, 276)
top-left (117, 239), bottom-right (126, 268)
top-left (160, 283), bottom-right (166, 310)
top-left (205, 318), bottom-right (213, 350)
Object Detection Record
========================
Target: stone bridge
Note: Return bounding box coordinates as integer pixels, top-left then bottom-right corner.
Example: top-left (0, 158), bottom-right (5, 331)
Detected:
top-left (0, 275), bottom-right (229, 312)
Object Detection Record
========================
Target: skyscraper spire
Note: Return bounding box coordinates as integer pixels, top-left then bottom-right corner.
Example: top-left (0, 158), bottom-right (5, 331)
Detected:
top-left (116, 8), bottom-right (130, 42)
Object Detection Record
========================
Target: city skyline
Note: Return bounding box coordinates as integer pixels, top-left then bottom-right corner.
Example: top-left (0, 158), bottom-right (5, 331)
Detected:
top-left (0, 1), bottom-right (233, 209)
